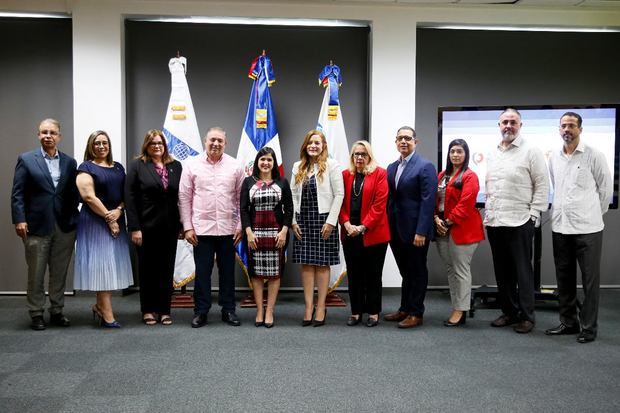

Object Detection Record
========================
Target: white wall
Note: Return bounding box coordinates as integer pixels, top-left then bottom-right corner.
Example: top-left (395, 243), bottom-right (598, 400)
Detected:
top-left (5, 0), bottom-right (620, 286)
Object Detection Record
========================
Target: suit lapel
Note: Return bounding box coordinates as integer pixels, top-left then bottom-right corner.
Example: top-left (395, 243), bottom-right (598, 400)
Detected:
top-left (146, 161), bottom-right (164, 189)
top-left (34, 151), bottom-right (55, 189)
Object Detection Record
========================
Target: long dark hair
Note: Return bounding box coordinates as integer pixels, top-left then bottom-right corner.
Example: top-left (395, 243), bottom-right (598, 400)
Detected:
top-left (84, 130), bottom-right (113, 165)
top-left (137, 129), bottom-right (174, 164)
top-left (444, 138), bottom-right (470, 189)
top-left (251, 146), bottom-right (281, 181)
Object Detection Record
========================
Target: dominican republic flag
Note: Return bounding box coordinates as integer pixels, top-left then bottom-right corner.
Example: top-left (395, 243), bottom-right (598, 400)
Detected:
top-left (162, 56), bottom-right (202, 288)
top-left (317, 63), bottom-right (349, 291)
top-left (235, 53), bottom-right (283, 275)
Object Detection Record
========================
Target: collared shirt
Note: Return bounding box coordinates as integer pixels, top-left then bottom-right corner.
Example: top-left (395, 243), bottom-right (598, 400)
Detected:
top-left (178, 152), bottom-right (245, 236)
top-left (484, 135), bottom-right (549, 227)
top-left (40, 147), bottom-right (60, 188)
top-left (549, 141), bottom-right (612, 234)
top-left (395, 151), bottom-right (414, 188)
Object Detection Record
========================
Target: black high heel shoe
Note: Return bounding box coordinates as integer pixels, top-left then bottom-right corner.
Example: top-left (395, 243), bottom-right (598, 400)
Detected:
top-left (255, 308), bottom-right (265, 327)
top-left (313, 308), bottom-right (327, 327)
top-left (264, 308), bottom-right (274, 328)
top-left (302, 307), bottom-right (315, 327)
top-left (443, 311), bottom-right (466, 327)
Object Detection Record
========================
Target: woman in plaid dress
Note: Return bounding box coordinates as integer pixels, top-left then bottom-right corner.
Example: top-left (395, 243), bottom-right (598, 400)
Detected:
top-left (291, 130), bottom-right (344, 327)
top-left (240, 147), bottom-right (293, 328)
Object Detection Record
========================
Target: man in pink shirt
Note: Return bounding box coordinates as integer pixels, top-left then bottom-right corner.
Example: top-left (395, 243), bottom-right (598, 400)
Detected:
top-left (179, 127), bottom-right (245, 327)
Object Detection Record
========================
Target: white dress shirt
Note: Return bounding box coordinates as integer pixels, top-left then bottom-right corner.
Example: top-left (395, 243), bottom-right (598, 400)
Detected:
top-left (484, 135), bottom-right (549, 227)
top-left (549, 140), bottom-right (612, 234)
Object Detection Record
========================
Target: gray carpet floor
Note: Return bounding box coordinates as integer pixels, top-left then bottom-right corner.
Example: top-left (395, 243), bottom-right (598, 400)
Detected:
top-left (1, 289), bottom-right (619, 413)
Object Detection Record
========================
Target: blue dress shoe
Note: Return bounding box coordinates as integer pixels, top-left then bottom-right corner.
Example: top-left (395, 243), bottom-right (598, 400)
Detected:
top-left (222, 311), bottom-right (241, 326)
top-left (191, 314), bottom-right (208, 328)
top-left (100, 319), bottom-right (121, 328)
top-left (30, 316), bottom-right (46, 331)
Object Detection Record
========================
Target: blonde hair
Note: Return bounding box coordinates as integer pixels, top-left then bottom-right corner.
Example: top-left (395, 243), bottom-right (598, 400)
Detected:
top-left (294, 129), bottom-right (329, 185)
top-left (347, 140), bottom-right (378, 175)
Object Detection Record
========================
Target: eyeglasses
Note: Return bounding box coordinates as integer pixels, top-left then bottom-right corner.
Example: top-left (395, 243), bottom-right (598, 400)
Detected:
top-left (396, 135), bottom-right (414, 142)
top-left (148, 142), bottom-right (165, 147)
top-left (93, 141), bottom-right (109, 147)
top-left (353, 152), bottom-right (369, 158)
top-left (39, 130), bottom-right (59, 136)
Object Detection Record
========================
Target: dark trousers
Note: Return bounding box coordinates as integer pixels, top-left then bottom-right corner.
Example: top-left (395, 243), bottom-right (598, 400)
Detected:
top-left (552, 231), bottom-right (602, 335)
top-left (389, 235), bottom-right (430, 317)
top-left (193, 235), bottom-right (236, 315)
top-left (137, 228), bottom-right (177, 315)
top-left (343, 237), bottom-right (388, 315)
top-left (486, 221), bottom-right (536, 322)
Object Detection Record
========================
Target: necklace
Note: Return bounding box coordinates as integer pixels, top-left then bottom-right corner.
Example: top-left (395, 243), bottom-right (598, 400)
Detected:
top-left (353, 174), bottom-right (365, 197)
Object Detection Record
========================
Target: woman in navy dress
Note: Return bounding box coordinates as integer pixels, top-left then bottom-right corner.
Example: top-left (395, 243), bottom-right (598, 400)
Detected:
top-left (291, 130), bottom-right (344, 327)
top-left (74, 131), bottom-right (133, 328)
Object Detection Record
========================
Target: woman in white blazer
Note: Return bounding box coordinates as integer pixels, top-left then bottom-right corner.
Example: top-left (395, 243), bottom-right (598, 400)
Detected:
top-left (291, 129), bottom-right (344, 327)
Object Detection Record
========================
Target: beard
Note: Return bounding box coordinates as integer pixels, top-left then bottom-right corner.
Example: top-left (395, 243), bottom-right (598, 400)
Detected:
top-left (501, 131), bottom-right (517, 142)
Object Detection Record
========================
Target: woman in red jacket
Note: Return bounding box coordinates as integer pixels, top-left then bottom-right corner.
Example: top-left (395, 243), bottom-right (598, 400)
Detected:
top-left (434, 139), bottom-right (484, 327)
top-left (339, 140), bottom-right (390, 327)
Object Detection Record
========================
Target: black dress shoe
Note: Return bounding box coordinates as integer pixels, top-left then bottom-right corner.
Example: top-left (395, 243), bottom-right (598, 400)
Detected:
top-left (545, 323), bottom-right (580, 336)
top-left (49, 313), bottom-right (71, 327)
top-left (222, 312), bottom-right (241, 326)
top-left (366, 317), bottom-right (379, 328)
top-left (191, 314), bottom-right (208, 328)
top-left (30, 316), bottom-right (46, 331)
top-left (577, 330), bottom-right (596, 343)
top-left (301, 319), bottom-right (312, 327)
top-left (346, 315), bottom-right (361, 326)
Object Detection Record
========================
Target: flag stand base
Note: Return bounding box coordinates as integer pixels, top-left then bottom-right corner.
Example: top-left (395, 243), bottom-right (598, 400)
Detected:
top-left (240, 291), bottom-right (346, 308)
top-left (171, 287), bottom-right (194, 308)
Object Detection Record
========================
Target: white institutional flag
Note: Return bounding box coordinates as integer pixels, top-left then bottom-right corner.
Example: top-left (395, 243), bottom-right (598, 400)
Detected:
top-left (162, 56), bottom-right (202, 288)
top-left (316, 68), bottom-right (349, 291)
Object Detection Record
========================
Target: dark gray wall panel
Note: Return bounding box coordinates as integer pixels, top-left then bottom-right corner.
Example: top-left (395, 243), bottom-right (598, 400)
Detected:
top-left (125, 21), bottom-right (369, 287)
top-left (0, 18), bottom-right (74, 292)
top-left (416, 28), bottom-right (620, 286)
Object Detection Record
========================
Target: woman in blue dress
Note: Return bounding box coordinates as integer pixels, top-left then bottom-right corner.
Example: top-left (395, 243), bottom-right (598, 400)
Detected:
top-left (74, 131), bottom-right (133, 328)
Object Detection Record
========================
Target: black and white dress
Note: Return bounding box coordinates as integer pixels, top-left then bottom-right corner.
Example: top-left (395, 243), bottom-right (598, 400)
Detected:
top-left (293, 175), bottom-right (340, 266)
top-left (248, 181), bottom-right (285, 279)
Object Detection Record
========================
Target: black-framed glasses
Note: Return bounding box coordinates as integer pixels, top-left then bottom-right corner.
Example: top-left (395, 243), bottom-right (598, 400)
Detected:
top-left (396, 135), bottom-right (414, 142)
top-left (148, 142), bottom-right (165, 147)
top-left (353, 152), bottom-right (369, 158)
top-left (93, 141), bottom-right (109, 147)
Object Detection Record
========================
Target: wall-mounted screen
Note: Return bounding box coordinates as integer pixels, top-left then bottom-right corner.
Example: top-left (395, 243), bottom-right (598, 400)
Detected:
top-left (438, 104), bottom-right (619, 208)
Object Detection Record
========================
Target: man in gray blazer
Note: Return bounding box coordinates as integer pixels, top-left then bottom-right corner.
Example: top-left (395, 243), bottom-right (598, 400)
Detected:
top-left (11, 119), bottom-right (79, 330)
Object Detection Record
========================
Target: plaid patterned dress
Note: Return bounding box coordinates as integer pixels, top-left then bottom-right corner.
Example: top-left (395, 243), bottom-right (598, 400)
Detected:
top-left (248, 181), bottom-right (285, 279)
top-left (293, 175), bottom-right (340, 266)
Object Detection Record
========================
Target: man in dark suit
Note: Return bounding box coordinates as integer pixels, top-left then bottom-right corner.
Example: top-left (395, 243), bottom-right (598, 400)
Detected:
top-left (384, 126), bottom-right (438, 328)
top-left (11, 118), bottom-right (79, 330)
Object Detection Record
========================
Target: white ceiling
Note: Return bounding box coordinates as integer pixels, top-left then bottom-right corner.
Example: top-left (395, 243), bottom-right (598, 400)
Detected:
top-left (322, 0), bottom-right (620, 8)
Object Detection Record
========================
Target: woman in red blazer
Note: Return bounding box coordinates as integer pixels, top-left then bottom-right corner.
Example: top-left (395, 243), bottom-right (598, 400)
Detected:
top-left (339, 140), bottom-right (390, 327)
top-left (434, 139), bottom-right (484, 327)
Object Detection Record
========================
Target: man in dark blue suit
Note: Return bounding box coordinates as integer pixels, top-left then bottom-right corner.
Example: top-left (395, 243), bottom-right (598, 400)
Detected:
top-left (384, 126), bottom-right (437, 328)
top-left (11, 119), bottom-right (79, 330)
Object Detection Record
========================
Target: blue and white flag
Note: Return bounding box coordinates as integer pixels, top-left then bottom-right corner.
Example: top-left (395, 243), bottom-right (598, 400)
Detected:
top-left (236, 53), bottom-right (283, 276)
top-left (162, 56), bottom-right (202, 288)
top-left (317, 63), bottom-right (349, 291)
